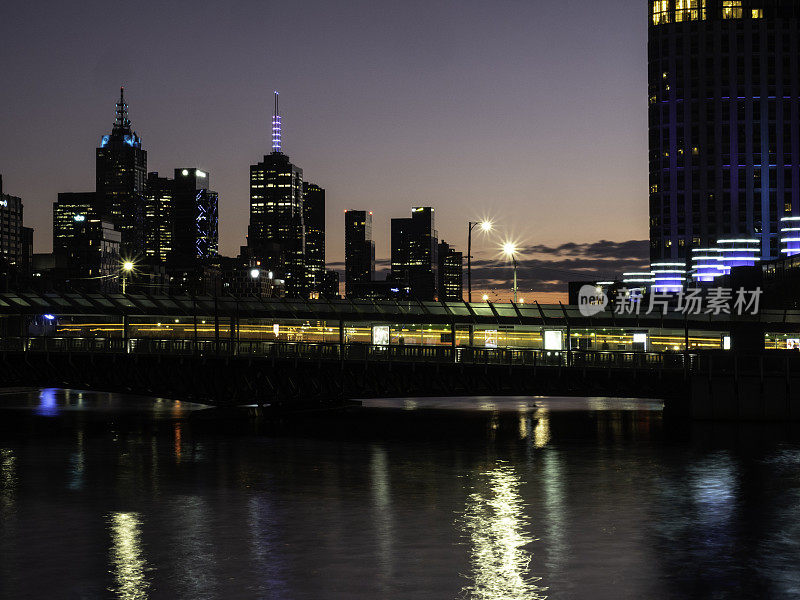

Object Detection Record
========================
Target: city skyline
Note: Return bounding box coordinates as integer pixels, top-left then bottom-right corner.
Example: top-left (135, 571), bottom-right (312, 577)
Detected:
top-left (0, 0), bottom-right (652, 301)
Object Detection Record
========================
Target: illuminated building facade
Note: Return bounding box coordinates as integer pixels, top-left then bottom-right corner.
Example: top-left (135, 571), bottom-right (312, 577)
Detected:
top-left (390, 207), bottom-right (438, 301)
top-left (780, 215), bottom-right (800, 255)
top-left (144, 172), bottom-right (173, 263)
top-left (0, 175), bottom-right (26, 272)
top-left (649, 1), bottom-right (800, 263)
top-left (691, 237), bottom-right (760, 281)
top-left (96, 88), bottom-right (147, 256)
top-left (344, 210), bottom-right (375, 298)
top-left (437, 240), bottom-right (463, 301)
top-left (303, 182), bottom-right (326, 293)
top-left (172, 168), bottom-right (218, 265)
top-left (247, 92), bottom-right (306, 297)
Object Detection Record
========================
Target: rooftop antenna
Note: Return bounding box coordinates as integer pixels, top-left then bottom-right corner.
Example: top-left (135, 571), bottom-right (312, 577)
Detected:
top-left (114, 86), bottom-right (131, 130)
top-left (272, 90), bottom-right (282, 153)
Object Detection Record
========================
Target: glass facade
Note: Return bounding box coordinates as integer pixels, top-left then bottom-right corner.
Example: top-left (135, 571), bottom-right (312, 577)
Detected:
top-left (649, 0), bottom-right (800, 264)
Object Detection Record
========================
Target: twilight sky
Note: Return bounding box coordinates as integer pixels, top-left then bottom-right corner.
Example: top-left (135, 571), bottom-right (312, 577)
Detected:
top-left (0, 0), bottom-right (650, 301)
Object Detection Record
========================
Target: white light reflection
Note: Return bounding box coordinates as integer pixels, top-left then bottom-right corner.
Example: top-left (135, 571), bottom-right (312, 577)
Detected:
top-left (68, 430), bottom-right (85, 490)
top-left (108, 512), bottom-right (150, 599)
top-left (460, 463), bottom-right (546, 600)
top-left (370, 445), bottom-right (394, 592)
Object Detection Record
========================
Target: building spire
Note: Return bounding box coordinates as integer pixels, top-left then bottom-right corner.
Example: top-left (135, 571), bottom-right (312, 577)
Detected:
top-left (114, 86), bottom-right (131, 131)
top-left (272, 90), bottom-right (282, 153)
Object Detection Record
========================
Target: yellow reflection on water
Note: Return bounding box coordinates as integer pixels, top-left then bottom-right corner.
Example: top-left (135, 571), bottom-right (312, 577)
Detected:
top-left (533, 411), bottom-right (550, 449)
top-left (108, 512), bottom-right (150, 599)
top-left (460, 463), bottom-right (546, 600)
top-left (1, 449), bottom-right (16, 513)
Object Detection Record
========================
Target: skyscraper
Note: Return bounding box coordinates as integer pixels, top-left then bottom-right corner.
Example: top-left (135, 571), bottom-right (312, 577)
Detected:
top-left (344, 210), bottom-right (375, 297)
top-left (648, 1), bottom-right (800, 263)
top-left (53, 192), bottom-right (98, 258)
top-left (172, 168), bottom-right (219, 265)
top-left (390, 207), bottom-right (438, 300)
top-left (96, 87), bottom-right (147, 256)
top-left (144, 172), bottom-right (174, 263)
top-left (437, 240), bottom-right (463, 301)
top-left (53, 192), bottom-right (120, 289)
top-left (144, 169), bottom-right (218, 267)
top-left (247, 92), bottom-right (306, 297)
top-left (0, 174), bottom-right (25, 272)
top-left (303, 182), bottom-right (326, 293)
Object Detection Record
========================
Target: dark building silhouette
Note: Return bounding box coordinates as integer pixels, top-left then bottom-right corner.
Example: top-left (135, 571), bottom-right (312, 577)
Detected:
top-left (172, 168), bottom-right (218, 265)
top-left (437, 240), bottom-right (463, 301)
top-left (303, 182), bottom-right (326, 293)
top-left (649, 0), bottom-right (800, 263)
top-left (96, 88), bottom-right (147, 256)
top-left (53, 191), bottom-right (121, 290)
top-left (344, 209), bottom-right (375, 297)
top-left (390, 207), bottom-right (438, 300)
top-left (0, 175), bottom-right (26, 274)
top-left (247, 92), bottom-right (306, 297)
top-left (321, 269), bottom-right (340, 298)
top-left (53, 192), bottom-right (98, 258)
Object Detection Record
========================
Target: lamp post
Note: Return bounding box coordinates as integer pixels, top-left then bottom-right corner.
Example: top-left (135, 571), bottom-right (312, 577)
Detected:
top-left (121, 260), bottom-right (135, 294)
top-left (467, 220), bottom-right (492, 302)
top-left (502, 242), bottom-right (518, 303)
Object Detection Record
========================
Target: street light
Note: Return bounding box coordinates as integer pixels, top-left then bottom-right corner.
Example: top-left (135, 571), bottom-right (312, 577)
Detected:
top-left (502, 242), bottom-right (519, 303)
top-left (467, 220), bottom-right (493, 302)
top-left (250, 268), bottom-right (260, 279)
top-left (121, 260), bottom-right (135, 294)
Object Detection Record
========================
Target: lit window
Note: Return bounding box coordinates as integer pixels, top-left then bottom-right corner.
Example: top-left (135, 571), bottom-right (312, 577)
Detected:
top-left (751, 8), bottom-right (763, 19)
top-left (722, 0), bottom-right (742, 19)
top-left (675, 0), bottom-right (705, 22)
top-left (652, 0), bottom-right (671, 25)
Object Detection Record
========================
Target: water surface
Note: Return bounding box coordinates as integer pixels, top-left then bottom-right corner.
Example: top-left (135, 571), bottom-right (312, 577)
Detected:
top-left (1, 388), bottom-right (799, 599)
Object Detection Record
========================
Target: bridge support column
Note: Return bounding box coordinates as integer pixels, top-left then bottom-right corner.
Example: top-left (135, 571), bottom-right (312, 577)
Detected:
top-left (123, 315), bottom-right (129, 353)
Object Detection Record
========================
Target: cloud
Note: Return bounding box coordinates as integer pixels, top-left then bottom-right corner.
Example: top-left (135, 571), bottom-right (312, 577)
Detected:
top-left (471, 239), bottom-right (650, 294)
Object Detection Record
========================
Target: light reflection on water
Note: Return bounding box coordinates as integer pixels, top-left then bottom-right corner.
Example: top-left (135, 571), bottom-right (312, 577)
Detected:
top-left (1, 390), bottom-right (800, 598)
top-left (459, 463), bottom-right (546, 600)
top-left (108, 512), bottom-right (150, 600)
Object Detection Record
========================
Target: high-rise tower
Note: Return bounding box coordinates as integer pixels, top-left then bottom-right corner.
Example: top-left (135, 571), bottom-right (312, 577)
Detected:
top-left (303, 182), bottom-right (326, 293)
top-left (96, 87), bottom-right (147, 256)
top-left (648, 1), bottom-right (800, 263)
top-left (247, 91), bottom-right (306, 297)
top-left (344, 210), bottom-right (375, 297)
top-left (390, 207), bottom-right (438, 300)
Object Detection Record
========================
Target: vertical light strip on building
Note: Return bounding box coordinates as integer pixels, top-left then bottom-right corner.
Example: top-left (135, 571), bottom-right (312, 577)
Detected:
top-left (272, 91), bottom-right (282, 153)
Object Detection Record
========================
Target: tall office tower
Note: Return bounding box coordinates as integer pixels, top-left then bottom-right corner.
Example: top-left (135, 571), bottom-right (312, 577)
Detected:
top-left (247, 92), bottom-right (306, 297)
top-left (144, 172), bottom-right (174, 263)
top-left (303, 182), bottom-right (326, 293)
top-left (0, 174), bottom-right (25, 271)
top-left (53, 192), bottom-right (120, 288)
top-left (96, 87), bottom-right (147, 256)
top-left (437, 240), bottom-right (463, 301)
top-left (344, 210), bottom-right (375, 297)
top-left (53, 192), bottom-right (98, 257)
top-left (649, 1), bottom-right (800, 263)
top-left (390, 207), bottom-right (438, 300)
top-left (172, 168), bottom-right (219, 265)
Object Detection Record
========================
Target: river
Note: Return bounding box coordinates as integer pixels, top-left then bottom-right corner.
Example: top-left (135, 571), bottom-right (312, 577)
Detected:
top-left (0, 388), bottom-right (799, 599)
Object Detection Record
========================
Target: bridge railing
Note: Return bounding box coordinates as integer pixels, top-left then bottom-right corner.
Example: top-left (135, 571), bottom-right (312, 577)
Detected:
top-left (0, 336), bottom-right (696, 372)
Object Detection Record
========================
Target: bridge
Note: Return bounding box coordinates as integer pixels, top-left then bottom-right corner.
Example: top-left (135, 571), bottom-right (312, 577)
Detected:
top-left (0, 290), bottom-right (798, 418)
